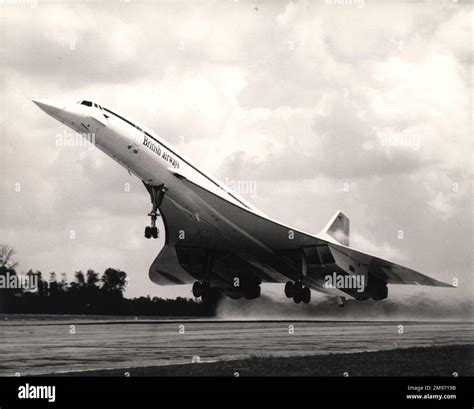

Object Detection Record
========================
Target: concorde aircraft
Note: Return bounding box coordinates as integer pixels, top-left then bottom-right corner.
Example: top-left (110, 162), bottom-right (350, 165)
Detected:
top-left (33, 99), bottom-right (452, 306)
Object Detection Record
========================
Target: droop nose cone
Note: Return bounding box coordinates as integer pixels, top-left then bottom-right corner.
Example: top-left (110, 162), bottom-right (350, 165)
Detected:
top-left (32, 99), bottom-right (65, 117)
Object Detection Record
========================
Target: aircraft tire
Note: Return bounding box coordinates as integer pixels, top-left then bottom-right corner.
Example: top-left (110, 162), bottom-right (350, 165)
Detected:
top-left (302, 287), bottom-right (311, 304)
top-left (284, 281), bottom-right (294, 298)
top-left (244, 285), bottom-right (261, 300)
top-left (192, 281), bottom-right (202, 298)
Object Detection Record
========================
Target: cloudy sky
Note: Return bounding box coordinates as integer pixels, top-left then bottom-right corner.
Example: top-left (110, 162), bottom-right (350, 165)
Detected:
top-left (0, 0), bottom-right (472, 303)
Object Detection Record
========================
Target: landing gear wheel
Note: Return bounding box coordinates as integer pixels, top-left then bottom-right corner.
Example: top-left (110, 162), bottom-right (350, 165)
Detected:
top-left (192, 281), bottom-right (210, 299)
top-left (284, 281), bottom-right (294, 298)
top-left (145, 226), bottom-right (159, 239)
top-left (192, 281), bottom-right (203, 298)
top-left (244, 285), bottom-right (261, 300)
top-left (290, 281), bottom-right (310, 304)
top-left (302, 286), bottom-right (311, 304)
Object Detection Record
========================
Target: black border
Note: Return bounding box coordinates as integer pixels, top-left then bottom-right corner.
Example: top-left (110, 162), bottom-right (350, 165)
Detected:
top-left (1, 376), bottom-right (473, 409)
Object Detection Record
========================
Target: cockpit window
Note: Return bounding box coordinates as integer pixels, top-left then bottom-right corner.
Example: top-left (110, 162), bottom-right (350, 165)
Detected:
top-left (81, 101), bottom-right (93, 107)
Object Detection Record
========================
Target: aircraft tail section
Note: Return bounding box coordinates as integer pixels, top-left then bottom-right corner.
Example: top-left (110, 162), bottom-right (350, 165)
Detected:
top-left (322, 210), bottom-right (350, 246)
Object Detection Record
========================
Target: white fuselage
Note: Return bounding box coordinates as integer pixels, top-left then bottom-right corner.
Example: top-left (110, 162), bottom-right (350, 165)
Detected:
top-left (39, 100), bottom-right (262, 221)
top-left (88, 107), bottom-right (259, 214)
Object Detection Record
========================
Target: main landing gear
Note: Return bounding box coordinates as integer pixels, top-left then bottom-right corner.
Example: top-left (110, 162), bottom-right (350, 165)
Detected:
top-left (145, 184), bottom-right (167, 239)
top-left (192, 252), bottom-right (219, 305)
top-left (284, 250), bottom-right (311, 304)
top-left (285, 281), bottom-right (311, 304)
top-left (192, 281), bottom-right (209, 298)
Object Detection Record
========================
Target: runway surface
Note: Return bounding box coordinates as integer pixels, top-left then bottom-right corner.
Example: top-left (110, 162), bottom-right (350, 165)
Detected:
top-left (0, 316), bottom-right (473, 376)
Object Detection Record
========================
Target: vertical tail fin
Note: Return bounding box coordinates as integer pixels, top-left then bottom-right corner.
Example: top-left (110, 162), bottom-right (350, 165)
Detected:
top-left (321, 210), bottom-right (350, 246)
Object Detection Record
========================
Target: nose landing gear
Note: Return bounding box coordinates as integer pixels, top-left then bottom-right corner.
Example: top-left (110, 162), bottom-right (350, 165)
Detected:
top-left (144, 183), bottom-right (167, 239)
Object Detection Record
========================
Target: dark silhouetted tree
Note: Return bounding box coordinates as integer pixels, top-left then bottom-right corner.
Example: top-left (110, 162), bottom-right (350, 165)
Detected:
top-left (86, 269), bottom-right (100, 288)
top-left (69, 271), bottom-right (85, 292)
top-left (0, 244), bottom-right (19, 270)
top-left (49, 272), bottom-right (59, 295)
top-left (0, 245), bottom-right (209, 316)
top-left (101, 268), bottom-right (127, 297)
top-left (75, 271), bottom-right (85, 286)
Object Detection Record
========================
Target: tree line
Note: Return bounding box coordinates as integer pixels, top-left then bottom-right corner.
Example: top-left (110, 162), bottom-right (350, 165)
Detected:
top-left (0, 245), bottom-right (212, 316)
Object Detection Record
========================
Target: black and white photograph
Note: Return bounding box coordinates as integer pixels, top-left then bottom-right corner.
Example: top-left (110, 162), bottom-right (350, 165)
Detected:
top-left (0, 0), bottom-right (473, 408)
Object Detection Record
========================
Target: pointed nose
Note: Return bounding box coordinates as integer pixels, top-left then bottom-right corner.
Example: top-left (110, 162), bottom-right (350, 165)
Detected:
top-left (32, 99), bottom-right (65, 116)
